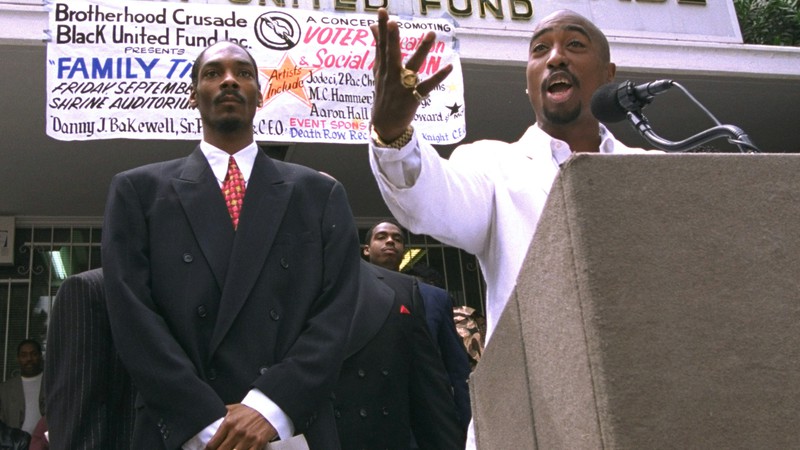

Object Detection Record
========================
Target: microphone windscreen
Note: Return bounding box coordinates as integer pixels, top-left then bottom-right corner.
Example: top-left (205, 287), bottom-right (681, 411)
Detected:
top-left (591, 82), bottom-right (628, 123)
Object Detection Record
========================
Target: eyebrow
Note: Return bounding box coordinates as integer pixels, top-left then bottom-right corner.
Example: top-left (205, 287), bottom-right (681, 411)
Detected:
top-left (201, 58), bottom-right (255, 70)
top-left (530, 23), bottom-right (592, 45)
top-left (376, 231), bottom-right (404, 238)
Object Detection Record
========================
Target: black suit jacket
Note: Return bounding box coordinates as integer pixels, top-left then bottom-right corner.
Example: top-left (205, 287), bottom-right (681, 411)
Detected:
top-left (332, 262), bottom-right (464, 449)
top-left (45, 268), bottom-right (136, 450)
top-left (101, 147), bottom-right (360, 449)
top-left (417, 282), bottom-right (472, 431)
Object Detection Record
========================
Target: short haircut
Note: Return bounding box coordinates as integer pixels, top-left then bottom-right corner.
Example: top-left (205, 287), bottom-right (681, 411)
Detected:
top-left (17, 338), bottom-right (41, 355)
top-left (529, 10), bottom-right (611, 63)
top-left (364, 219), bottom-right (405, 246)
top-left (190, 40), bottom-right (261, 90)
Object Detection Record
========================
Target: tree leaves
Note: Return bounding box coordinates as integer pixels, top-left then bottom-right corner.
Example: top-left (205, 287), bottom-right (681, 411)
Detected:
top-left (734, 0), bottom-right (800, 46)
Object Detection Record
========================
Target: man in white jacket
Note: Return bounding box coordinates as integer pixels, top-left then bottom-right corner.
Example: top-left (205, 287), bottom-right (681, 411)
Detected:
top-left (368, 9), bottom-right (657, 448)
top-left (368, 8), bottom-right (652, 346)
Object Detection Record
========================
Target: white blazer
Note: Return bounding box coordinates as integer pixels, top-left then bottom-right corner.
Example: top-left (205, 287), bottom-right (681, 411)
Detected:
top-left (370, 124), bottom-right (651, 342)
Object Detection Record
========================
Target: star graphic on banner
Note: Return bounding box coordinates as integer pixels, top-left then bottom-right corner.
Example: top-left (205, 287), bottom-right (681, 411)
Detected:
top-left (259, 54), bottom-right (317, 108)
top-left (446, 103), bottom-right (462, 116)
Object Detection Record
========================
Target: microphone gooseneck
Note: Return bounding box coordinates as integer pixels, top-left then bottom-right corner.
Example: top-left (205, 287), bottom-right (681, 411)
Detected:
top-left (590, 79), bottom-right (759, 153)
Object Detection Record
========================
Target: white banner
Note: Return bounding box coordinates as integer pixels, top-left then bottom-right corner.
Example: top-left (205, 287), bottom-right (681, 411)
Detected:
top-left (45, 0), bottom-right (465, 144)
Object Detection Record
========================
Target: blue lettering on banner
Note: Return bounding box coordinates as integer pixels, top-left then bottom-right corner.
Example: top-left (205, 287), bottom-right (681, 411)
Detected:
top-left (57, 57), bottom-right (160, 79)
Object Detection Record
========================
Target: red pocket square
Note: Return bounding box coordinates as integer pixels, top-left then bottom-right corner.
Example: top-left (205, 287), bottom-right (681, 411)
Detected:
top-left (400, 305), bottom-right (411, 315)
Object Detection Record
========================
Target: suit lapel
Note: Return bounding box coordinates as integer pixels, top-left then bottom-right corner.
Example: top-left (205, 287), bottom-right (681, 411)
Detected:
top-left (519, 126), bottom-right (560, 196)
top-left (172, 147), bottom-right (234, 290)
top-left (208, 150), bottom-right (292, 357)
top-left (345, 262), bottom-right (395, 358)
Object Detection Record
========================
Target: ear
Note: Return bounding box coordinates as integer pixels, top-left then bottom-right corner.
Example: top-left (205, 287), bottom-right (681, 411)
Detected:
top-left (606, 62), bottom-right (617, 83)
top-left (188, 87), bottom-right (197, 108)
top-left (362, 246), bottom-right (370, 257)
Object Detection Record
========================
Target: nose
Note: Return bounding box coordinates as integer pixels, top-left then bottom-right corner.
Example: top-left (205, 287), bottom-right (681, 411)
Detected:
top-left (546, 44), bottom-right (568, 68)
top-left (220, 70), bottom-right (240, 89)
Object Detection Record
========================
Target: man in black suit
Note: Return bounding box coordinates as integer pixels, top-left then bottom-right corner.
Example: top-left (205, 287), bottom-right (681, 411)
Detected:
top-left (45, 268), bottom-right (135, 450)
top-left (363, 220), bottom-right (472, 432)
top-left (102, 41), bottom-right (360, 450)
top-left (332, 260), bottom-right (464, 449)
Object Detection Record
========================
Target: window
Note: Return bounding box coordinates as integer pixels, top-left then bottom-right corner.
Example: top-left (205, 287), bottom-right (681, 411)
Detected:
top-left (0, 223), bottom-right (101, 381)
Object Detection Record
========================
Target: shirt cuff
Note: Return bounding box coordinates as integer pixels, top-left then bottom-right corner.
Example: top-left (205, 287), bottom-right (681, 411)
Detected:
top-left (182, 417), bottom-right (223, 450)
top-left (370, 131), bottom-right (422, 188)
top-left (242, 388), bottom-right (295, 441)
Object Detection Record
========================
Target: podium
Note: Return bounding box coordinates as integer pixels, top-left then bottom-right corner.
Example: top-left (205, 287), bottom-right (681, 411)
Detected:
top-left (469, 153), bottom-right (800, 449)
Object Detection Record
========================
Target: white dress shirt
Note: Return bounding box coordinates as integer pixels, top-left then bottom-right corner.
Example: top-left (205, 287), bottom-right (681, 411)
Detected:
top-left (21, 373), bottom-right (43, 434)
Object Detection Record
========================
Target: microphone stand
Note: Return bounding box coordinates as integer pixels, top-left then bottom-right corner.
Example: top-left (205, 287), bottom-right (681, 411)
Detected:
top-left (627, 110), bottom-right (760, 153)
top-left (625, 81), bottom-right (761, 153)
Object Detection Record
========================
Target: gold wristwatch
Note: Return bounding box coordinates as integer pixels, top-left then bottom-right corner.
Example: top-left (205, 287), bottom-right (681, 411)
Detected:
top-left (370, 125), bottom-right (414, 149)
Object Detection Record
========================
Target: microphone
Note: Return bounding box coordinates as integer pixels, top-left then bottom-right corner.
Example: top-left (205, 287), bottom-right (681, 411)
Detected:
top-left (591, 79), bottom-right (674, 123)
top-left (591, 79), bottom-right (759, 152)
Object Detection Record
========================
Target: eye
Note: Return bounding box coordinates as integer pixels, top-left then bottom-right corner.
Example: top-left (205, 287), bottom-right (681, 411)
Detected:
top-left (567, 39), bottom-right (587, 49)
top-left (530, 42), bottom-right (548, 54)
top-left (203, 69), bottom-right (219, 79)
top-left (239, 69), bottom-right (254, 78)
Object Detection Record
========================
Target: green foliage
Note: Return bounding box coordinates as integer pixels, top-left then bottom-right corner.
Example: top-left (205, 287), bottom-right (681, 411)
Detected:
top-left (734, 0), bottom-right (800, 46)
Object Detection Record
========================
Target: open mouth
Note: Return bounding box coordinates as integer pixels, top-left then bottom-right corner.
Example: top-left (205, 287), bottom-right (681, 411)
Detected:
top-left (545, 73), bottom-right (576, 103)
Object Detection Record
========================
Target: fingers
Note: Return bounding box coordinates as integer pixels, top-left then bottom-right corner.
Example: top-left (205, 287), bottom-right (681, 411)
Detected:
top-left (404, 31), bottom-right (436, 72)
top-left (206, 404), bottom-right (274, 450)
top-left (417, 64), bottom-right (454, 96)
top-left (369, 7), bottom-right (454, 136)
top-left (369, 9), bottom-right (388, 77)
top-left (371, 9), bottom-right (402, 80)
top-left (375, 11), bottom-right (452, 97)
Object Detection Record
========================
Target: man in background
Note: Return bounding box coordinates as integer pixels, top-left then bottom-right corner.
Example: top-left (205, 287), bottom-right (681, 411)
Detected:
top-left (363, 220), bottom-right (471, 433)
top-left (332, 259), bottom-right (465, 449)
top-left (0, 339), bottom-right (45, 435)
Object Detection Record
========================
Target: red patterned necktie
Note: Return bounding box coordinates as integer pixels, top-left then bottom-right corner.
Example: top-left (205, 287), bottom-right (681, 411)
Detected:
top-left (222, 156), bottom-right (246, 229)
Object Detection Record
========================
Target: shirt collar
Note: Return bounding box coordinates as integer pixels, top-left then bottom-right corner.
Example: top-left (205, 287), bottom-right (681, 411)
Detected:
top-left (200, 140), bottom-right (258, 185)
top-left (541, 123), bottom-right (617, 166)
top-left (21, 373), bottom-right (43, 382)
top-left (598, 124), bottom-right (616, 154)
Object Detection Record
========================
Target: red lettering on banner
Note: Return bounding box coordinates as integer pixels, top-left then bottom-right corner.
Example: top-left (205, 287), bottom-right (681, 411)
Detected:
top-left (313, 48), bottom-right (372, 70)
top-left (304, 26), bottom-right (372, 47)
top-left (290, 117), bottom-right (326, 128)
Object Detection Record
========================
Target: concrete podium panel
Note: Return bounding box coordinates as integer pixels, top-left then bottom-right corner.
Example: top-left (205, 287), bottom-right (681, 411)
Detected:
top-left (470, 153), bottom-right (800, 449)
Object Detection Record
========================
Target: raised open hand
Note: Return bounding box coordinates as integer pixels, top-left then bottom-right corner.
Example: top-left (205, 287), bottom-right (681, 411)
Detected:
top-left (370, 8), bottom-right (453, 142)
